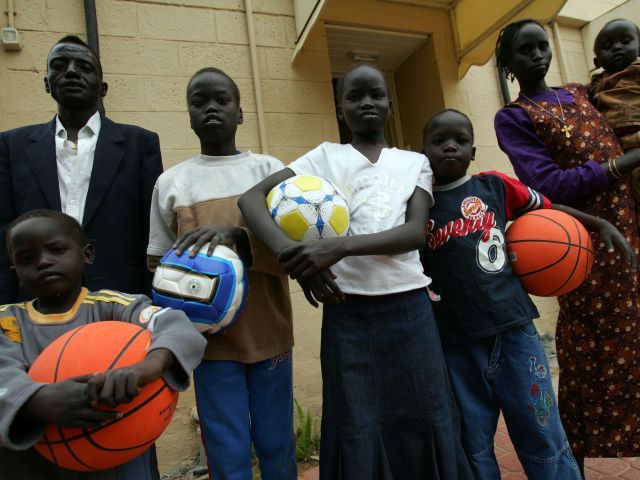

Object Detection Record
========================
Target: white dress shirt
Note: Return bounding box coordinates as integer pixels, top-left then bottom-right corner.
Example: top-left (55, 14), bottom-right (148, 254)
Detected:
top-left (55, 111), bottom-right (101, 225)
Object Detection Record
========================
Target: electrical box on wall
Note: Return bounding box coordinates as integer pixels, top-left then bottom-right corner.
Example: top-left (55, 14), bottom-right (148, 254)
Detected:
top-left (2, 27), bottom-right (22, 51)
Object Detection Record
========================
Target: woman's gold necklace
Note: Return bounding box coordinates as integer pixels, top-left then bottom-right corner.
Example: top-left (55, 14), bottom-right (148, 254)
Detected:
top-left (521, 89), bottom-right (574, 138)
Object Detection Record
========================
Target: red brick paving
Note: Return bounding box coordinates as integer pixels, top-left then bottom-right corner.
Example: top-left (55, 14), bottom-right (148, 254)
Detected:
top-left (493, 415), bottom-right (640, 479)
top-left (298, 416), bottom-right (640, 479)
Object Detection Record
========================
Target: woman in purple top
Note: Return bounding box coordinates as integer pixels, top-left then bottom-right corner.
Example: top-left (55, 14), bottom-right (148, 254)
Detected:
top-left (494, 19), bottom-right (640, 474)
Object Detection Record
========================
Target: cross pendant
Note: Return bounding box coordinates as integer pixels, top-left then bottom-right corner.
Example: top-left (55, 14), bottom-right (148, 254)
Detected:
top-left (561, 124), bottom-right (574, 138)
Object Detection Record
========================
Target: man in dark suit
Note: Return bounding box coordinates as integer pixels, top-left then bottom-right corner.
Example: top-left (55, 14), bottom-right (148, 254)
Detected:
top-left (0, 35), bottom-right (163, 304)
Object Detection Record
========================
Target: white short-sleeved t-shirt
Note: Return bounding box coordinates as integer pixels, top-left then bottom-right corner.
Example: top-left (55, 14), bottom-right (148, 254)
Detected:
top-left (288, 142), bottom-right (434, 295)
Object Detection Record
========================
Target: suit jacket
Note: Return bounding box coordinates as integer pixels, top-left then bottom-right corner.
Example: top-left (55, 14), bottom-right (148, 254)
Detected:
top-left (0, 116), bottom-right (163, 303)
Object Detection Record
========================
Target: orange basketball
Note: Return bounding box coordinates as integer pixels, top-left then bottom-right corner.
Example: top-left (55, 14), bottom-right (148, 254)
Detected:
top-left (28, 321), bottom-right (178, 471)
top-left (506, 209), bottom-right (594, 296)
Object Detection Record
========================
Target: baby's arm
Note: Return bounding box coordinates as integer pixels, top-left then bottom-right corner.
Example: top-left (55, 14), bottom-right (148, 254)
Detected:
top-left (279, 186), bottom-right (431, 280)
top-left (88, 295), bottom-right (206, 408)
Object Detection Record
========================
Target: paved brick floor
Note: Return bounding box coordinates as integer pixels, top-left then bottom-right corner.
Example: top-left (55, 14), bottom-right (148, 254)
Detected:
top-left (299, 416), bottom-right (640, 479)
top-left (493, 416), bottom-right (640, 479)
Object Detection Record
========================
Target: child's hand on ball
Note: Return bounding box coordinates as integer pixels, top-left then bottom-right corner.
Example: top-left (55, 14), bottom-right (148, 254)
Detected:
top-left (173, 226), bottom-right (248, 258)
top-left (88, 349), bottom-right (175, 408)
top-left (22, 374), bottom-right (121, 428)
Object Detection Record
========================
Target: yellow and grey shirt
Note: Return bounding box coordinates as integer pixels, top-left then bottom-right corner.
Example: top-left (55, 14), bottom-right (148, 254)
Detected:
top-left (0, 288), bottom-right (206, 458)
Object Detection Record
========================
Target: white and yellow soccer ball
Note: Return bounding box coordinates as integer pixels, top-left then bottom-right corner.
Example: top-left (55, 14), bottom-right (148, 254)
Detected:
top-left (266, 175), bottom-right (349, 241)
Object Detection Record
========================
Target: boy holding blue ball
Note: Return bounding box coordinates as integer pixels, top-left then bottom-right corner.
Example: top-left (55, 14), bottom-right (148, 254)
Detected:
top-left (146, 68), bottom-right (296, 480)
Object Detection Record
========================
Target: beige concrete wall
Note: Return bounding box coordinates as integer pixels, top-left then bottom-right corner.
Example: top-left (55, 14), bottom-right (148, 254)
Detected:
top-left (394, 38), bottom-right (446, 152)
top-left (557, 24), bottom-right (590, 83)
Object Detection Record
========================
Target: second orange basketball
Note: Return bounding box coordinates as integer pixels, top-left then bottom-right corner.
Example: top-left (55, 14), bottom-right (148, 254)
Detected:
top-left (506, 209), bottom-right (594, 297)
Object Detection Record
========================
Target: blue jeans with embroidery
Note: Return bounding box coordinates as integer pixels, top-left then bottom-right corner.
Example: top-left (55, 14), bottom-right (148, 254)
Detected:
top-left (443, 321), bottom-right (581, 480)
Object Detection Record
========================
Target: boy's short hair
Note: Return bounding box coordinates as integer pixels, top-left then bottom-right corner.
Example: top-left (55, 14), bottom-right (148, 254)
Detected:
top-left (50, 35), bottom-right (103, 76)
top-left (186, 67), bottom-right (241, 104)
top-left (594, 18), bottom-right (640, 51)
top-left (423, 108), bottom-right (474, 142)
top-left (335, 62), bottom-right (388, 100)
top-left (6, 210), bottom-right (87, 257)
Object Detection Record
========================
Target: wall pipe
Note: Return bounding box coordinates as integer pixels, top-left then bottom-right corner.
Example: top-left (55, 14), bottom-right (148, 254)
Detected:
top-left (552, 21), bottom-right (570, 83)
top-left (244, 0), bottom-right (268, 153)
top-left (83, 0), bottom-right (104, 114)
top-left (83, 0), bottom-right (100, 58)
top-left (6, 0), bottom-right (15, 28)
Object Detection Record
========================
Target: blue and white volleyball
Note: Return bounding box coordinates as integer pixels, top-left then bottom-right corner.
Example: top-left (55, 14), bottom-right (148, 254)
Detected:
top-left (152, 244), bottom-right (247, 334)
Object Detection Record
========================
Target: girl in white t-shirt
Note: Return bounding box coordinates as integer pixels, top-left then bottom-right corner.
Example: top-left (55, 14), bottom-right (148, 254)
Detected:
top-left (239, 63), bottom-right (471, 479)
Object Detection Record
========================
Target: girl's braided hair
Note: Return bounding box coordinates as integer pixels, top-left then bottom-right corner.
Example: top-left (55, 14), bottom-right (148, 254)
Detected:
top-left (495, 18), bottom-right (545, 82)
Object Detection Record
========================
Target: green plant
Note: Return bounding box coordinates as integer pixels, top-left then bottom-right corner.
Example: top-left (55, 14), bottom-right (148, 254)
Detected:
top-left (251, 444), bottom-right (266, 479)
top-left (294, 399), bottom-right (320, 462)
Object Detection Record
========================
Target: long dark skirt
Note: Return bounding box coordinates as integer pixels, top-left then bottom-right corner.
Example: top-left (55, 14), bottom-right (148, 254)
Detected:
top-left (320, 288), bottom-right (472, 479)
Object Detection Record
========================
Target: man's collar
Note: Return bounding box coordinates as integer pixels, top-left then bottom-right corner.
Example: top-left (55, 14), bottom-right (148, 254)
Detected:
top-left (55, 111), bottom-right (102, 138)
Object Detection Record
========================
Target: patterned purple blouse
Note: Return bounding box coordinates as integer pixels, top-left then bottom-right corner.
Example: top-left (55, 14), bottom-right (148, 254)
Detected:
top-left (494, 88), bottom-right (609, 205)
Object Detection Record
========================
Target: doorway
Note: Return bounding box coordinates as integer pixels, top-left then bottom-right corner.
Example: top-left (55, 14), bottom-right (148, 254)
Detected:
top-left (325, 24), bottom-right (429, 148)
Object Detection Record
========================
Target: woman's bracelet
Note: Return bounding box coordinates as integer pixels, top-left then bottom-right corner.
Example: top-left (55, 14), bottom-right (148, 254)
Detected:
top-left (608, 158), bottom-right (624, 179)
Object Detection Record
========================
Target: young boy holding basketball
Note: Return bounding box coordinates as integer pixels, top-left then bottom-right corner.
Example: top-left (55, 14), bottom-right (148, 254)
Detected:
top-left (422, 109), bottom-right (632, 480)
top-left (146, 68), bottom-right (296, 480)
top-left (0, 209), bottom-right (206, 480)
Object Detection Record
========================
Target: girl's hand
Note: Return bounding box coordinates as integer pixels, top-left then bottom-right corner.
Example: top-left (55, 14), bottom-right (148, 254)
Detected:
top-left (87, 349), bottom-right (174, 408)
top-left (278, 238), bottom-right (346, 279)
top-left (597, 220), bottom-right (637, 266)
top-left (298, 269), bottom-right (345, 307)
top-left (174, 227), bottom-right (247, 258)
top-left (22, 375), bottom-right (121, 428)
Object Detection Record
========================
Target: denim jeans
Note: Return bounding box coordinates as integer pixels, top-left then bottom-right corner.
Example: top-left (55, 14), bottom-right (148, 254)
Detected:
top-left (443, 322), bottom-right (581, 480)
top-left (194, 353), bottom-right (297, 480)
